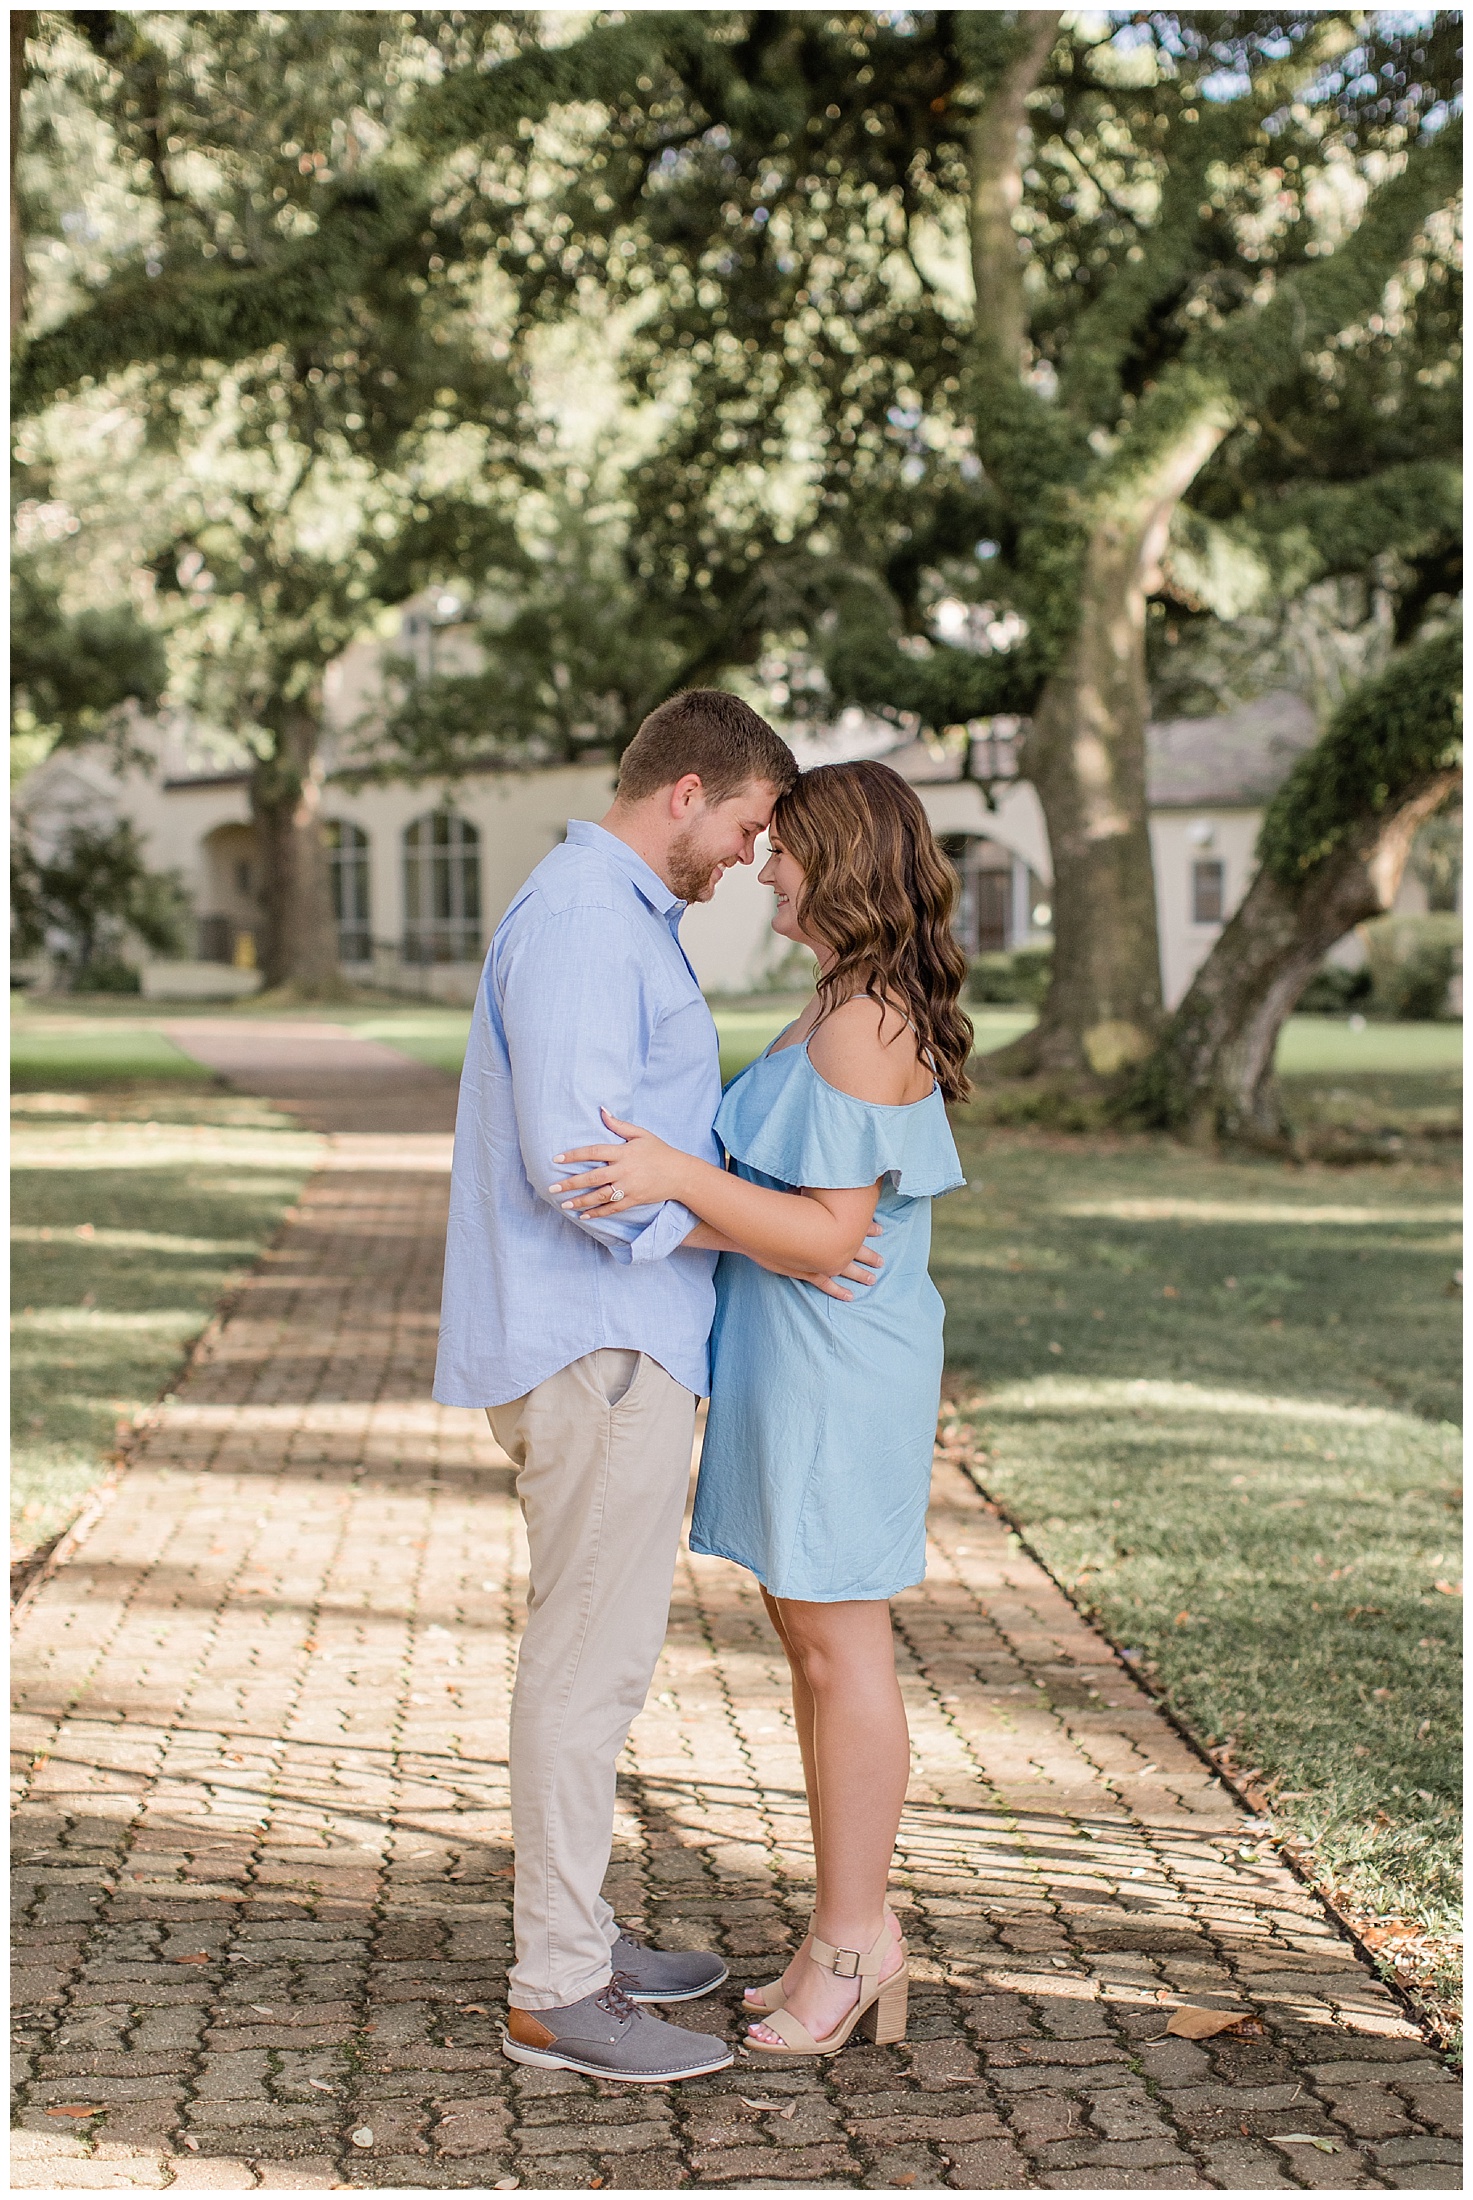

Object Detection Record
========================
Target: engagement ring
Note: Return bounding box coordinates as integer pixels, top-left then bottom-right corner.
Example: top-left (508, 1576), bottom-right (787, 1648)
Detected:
top-left (607, 1186), bottom-right (625, 1203)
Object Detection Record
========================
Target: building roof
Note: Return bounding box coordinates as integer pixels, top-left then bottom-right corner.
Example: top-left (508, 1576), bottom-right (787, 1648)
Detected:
top-left (1145, 690), bottom-right (1319, 808)
top-left (869, 689), bottom-right (1320, 810)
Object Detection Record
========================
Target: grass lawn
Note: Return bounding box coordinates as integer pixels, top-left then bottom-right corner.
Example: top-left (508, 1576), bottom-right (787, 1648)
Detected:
top-left (11, 1017), bottom-right (214, 1091)
top-left (935, 1113), bottom-right (1462, 2042)
top-left (10, 1082), bottom-right (320, 1571)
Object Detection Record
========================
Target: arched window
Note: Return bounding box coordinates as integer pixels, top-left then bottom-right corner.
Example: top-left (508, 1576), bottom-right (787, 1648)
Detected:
top-left (325, 821), bottom-right (372, 964)
top-left (403, 812), bottom-right (481, 964)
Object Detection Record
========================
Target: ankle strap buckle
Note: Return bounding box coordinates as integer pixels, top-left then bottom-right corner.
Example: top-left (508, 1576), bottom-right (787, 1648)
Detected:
top-left (830, 1947), bottom-right (861, 1979)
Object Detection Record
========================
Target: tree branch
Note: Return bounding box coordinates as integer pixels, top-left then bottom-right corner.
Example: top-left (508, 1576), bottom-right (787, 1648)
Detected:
top-left (1163, 461), bottom-right (1463, 618)
top-left (13, 170), bottom-right (427, 414)
top-left (1098, 120), bottom-right (1462, 508)
top-left (960, 10), bottom-right (1063, 374)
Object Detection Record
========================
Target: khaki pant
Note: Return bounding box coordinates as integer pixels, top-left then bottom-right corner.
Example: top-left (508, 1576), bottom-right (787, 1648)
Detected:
top-left (487, 1348), bottom-right (697, 2010)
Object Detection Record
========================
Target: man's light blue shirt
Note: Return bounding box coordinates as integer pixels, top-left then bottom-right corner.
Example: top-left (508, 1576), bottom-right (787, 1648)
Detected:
top-left (434, 820), bottom-right (722, 1409)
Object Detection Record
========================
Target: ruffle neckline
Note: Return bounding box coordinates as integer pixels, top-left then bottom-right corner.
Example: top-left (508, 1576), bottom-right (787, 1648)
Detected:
top-left (715, 1041), bottom-right (965, 1198)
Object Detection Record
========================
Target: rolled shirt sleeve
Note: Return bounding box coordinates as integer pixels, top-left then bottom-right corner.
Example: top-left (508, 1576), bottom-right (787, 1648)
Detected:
top-left (497, 906), bottom-right (700, 1264)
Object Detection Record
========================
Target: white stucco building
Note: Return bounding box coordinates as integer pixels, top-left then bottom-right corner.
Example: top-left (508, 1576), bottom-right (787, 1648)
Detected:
top-left (17, 600), bottom-right (1424, 1007)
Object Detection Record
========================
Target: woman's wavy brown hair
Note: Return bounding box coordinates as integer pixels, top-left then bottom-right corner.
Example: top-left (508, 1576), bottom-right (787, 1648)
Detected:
top-left (773, 759), bottom-right (973, 1102)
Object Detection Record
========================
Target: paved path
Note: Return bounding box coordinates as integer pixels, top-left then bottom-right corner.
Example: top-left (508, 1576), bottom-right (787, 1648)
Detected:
top-left (11, 1029), bottom-right (1458, 2190)
top-left (161, 1021), bottom-right (463, 1137)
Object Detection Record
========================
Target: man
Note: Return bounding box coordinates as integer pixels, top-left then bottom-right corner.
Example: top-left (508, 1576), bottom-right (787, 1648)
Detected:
top-left (435, 690), bottom-right (798, 2083)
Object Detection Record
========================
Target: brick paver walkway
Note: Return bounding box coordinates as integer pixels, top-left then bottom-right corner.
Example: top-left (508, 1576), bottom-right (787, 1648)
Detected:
top-left (11, 1029), bottom-right (1459, 2190)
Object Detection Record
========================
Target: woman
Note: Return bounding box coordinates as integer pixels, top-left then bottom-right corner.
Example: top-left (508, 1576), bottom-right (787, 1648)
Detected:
top-left (550, 760), bottom-right (970, 2058)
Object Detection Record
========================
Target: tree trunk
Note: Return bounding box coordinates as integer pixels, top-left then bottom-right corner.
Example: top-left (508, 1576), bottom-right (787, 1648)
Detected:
top-left (12, 12), bottom-right (33, 335)
top-left (1135, 770), bottom-right (1459, 1145)
top-left (995, 401), bottom-right (1234, 1076)
top-left (960, 16), bottom-right (1233, 1081)
top-left (250, 709), bottom-right (342, 992)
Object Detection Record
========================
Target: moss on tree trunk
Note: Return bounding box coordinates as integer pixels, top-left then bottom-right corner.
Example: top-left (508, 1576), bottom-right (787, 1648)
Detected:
top-left (1130, 632), bottom-right (1462, 1144)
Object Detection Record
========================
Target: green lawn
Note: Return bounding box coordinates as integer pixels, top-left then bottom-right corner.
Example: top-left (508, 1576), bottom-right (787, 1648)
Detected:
top-left (10, 1086), bottom-right (319, 1569)
top-left (11, 1017), bottom-right (213, 1091)
top-left (935, 1116), bottom-right (1462, 2042)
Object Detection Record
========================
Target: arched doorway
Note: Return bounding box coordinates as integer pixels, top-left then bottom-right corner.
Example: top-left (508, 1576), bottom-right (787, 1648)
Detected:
top-left (940, 834), bottom-right (1046, 955)
top-left (198, 824), bottom-right (261, 966)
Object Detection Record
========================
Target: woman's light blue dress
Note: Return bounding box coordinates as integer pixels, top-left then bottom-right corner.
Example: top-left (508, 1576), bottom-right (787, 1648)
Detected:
top-left (690, 1036), bottom-right (965, 1602)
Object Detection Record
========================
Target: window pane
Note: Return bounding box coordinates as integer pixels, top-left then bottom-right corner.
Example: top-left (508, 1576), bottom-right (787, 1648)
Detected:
top-left (1192, 860), bottom-right (1225, 924)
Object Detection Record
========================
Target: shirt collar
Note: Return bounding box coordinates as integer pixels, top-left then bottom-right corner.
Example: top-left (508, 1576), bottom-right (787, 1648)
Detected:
top-left (565, 820), bottom-right (687, 922)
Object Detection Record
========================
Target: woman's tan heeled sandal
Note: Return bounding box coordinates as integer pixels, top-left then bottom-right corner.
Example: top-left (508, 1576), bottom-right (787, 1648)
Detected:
top-left (742, 1906), bottom-right (898, 2016)
top-left (744, 1919), bottom-right (908, 2057)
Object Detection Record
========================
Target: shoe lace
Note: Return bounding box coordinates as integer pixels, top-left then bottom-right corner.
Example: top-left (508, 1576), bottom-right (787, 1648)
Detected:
top-left (596, 1973), bottom-right (641, 2021)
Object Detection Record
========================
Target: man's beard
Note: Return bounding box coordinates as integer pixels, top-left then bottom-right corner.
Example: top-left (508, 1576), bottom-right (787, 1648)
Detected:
top-left (666, 824), bottom-right (722, 904)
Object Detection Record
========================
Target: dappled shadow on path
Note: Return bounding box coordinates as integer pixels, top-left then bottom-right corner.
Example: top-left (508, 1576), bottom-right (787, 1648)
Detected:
top-left (12, 1046), bottom-right (1458, 2191)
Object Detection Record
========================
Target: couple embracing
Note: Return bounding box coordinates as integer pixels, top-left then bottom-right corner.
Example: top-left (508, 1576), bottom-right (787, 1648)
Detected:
top-left (434, 689), bottom-right (970, 2083)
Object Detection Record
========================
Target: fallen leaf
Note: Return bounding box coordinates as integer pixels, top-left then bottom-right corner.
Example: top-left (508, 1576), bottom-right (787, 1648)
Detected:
top-left (1175, 1610), bottom-right (1191, 1626)
top-left (46, 2106), bottom-right (104, 2119)
top-left (182, 2136), bottom-right (200, 2152)
top-left (173, 1953), bottom-right (210, 1965)
top-left (1360, 1922), bottom-right (1415, 1950)
top-left (1166, 2006), bottom-right (1256, 2040)
top-left (251, 2005), bottom-right (275, 2016)
top-left (589, 2181), bottom-right (604, 2190)
top-left (1433, 1580), bottom-right (1461, 1596)
top-left (307, 2078), bottom-right (335, 2094)
top-left (351, 2127), bottom-right (374, 2149)
top-left (1278, 2135), bottom-right (1339, 2153)
top-left (738, 2096), bottom-right (796, 2118)
top-left (494, 2182), bottom-right (519, 2192)
top-left (462, 2003), bottom-right (489, 2015)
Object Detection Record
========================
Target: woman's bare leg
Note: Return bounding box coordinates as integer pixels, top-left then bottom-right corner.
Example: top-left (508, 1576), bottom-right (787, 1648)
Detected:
top-left (765, 1587), bottom-right (824, 1875)
top-left (748, 1597), bottom-right (908, 2046)
top-left (745, 1589), bottom-right (824, 2005)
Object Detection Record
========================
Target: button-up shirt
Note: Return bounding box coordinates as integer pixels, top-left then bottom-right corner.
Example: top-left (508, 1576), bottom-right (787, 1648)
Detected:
top-left (434, 821), bottom-right (722, 1409)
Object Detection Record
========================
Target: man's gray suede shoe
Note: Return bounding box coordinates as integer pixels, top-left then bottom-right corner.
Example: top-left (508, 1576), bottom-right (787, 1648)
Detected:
top-left (611, 1928), bottom-right (728, 2004)
top-left (503, 1976), bottom-right (732, 2083)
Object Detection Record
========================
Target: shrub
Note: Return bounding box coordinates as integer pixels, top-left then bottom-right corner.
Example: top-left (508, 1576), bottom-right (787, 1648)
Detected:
top-left (69, 956), bottom-right (142, 995)
top-left (1361, 912), bottom-right (1462, 1021)
top-left (1297, 962), bottom-right (1373, 1016)
top-left (10, 817), bottom-right (190, 980)
top-left (967, 947), bottom-right (1053, 1007)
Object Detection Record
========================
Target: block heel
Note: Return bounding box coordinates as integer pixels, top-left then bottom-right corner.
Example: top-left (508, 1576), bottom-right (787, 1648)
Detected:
top-left (863, 1970), bottom-right (908, 2045)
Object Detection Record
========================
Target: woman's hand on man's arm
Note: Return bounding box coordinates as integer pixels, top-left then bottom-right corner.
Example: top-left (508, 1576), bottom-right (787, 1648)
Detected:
top-left (551, 1110), bottom-right (881, 1275)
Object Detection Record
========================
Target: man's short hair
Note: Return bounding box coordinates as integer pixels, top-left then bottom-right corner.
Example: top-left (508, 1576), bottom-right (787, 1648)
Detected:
top-left (616, 689), bottom-right (798, 807)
